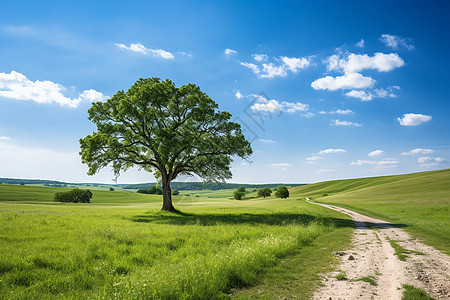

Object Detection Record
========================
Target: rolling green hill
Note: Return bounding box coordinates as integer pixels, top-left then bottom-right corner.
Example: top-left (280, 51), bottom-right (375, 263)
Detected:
top-left (291, 168), bottom-right (450, 254)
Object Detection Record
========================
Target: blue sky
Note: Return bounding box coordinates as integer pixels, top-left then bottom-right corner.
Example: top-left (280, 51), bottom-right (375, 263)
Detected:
top-left (0, 0), bottom-right (449, 184)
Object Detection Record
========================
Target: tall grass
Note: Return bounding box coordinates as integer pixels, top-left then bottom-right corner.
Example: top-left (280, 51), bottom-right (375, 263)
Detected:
top-left (0, 185), bottom-right (352, 299)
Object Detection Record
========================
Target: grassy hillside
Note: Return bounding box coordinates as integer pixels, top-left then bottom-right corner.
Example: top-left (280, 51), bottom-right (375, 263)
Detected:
top-left (0, 184), bottom-right (352, 299)
top-left (291, 168), bottom-right (450, 254)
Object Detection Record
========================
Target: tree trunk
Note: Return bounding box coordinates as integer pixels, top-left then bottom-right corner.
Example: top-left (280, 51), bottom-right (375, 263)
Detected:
top-left (161, 176), bottom-right (175, 211)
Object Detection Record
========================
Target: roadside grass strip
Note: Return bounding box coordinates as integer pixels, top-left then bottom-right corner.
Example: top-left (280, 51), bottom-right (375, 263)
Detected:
top-left (402, 284), bottom-right (435, 300)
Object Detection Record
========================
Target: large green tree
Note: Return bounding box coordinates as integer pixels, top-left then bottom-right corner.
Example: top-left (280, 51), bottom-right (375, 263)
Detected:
top-left (79, 78), bottom-right (252, 211)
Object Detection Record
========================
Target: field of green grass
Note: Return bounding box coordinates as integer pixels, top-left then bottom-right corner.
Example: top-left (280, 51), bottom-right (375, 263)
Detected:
top-left (0, 184), bottom-right (353, 299)
top-left (291, 168), bottom-right (450, 255)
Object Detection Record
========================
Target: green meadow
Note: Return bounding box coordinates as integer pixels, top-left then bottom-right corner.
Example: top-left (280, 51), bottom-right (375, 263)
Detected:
top-left (291, 168), bottom-right (450, 254)
top-left (0, 184), bottom-right (353, 299)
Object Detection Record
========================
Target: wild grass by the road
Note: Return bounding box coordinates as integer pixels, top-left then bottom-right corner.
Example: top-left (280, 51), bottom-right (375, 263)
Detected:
top-left (292, 169), bottom-right (450, 254)
top-left (0, 184), bottom-right (353, 299)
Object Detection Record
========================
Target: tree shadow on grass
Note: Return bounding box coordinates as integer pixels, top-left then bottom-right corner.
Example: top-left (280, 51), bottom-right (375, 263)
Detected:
top-left (130, 211), bottom-right (357, 228)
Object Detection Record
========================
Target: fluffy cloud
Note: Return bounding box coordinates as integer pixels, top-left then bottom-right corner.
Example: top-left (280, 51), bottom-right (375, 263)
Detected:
top-left (345, 86), bottom-right (399, 101)
top-left (0, 71), bottom-right (107, 108)
top-left (401, 148), bottom-right (434, 156)
top-left (251, 95), bottom-right (309, 113)
top-left (241, 55), bottom-right (311, 79)
top-left (0, 136), bottom-right (10, 140)
top-left (330, 119), bottom-right (362, 127)
top-left (240, 62), bottom-right (260, 74)
top-left (351, 159), bottom-right (399, 169)
top-left (380, 34), bottom-right (414, 50)
top-left (225, 48), bottom-right (238, 56)
top-left (235, 91), bottom-right (243, 99)
top-left (344, 90), bottom-right (374, 101)
top-left (305, 156), bottom-right (322, 164)
top-left (281, 56), bottom-right (310, 73)
top-left (311, 73), bottom-right (375, 91)
top-left (252, 54), bottom-right (268, 62)
top-left (356, 39), bottom-right (365, 48)
top-left (325, 52), bottom-right (405, 74)
top-left (260, 63), bottom-right (287, 78)
top-left (397, 113), bottom-right (432, 126)
top-left (417, 157), bottom-right (446, 168)
top-left (368, 150), bottom-right (385, 157)
top-left (318, 148), bottom-right (347, 154)
top-left (331, 109), bottom-right (354, 115)
top-left (116, 43), bottom-right (174, 59)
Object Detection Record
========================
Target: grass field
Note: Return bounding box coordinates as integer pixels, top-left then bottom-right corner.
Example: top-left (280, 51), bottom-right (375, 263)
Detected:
top-left (291, 168), bottom-right (450, 255)
top-left (0, 184), bottom-right (353, 299)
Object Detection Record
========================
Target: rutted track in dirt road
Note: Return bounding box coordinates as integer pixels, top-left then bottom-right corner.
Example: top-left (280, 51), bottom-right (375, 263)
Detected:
top-left (307, 199), bottom-right (449, 300)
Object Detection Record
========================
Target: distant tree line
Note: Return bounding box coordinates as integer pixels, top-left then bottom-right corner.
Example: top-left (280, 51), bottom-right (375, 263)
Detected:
top-left (123, 181), bottom-right (305, 191)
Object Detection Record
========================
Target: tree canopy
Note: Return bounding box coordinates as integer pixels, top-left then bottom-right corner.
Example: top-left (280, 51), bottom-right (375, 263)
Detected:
top-left (275, 186), bottom-right (289, 199)
top-left (79, 77), bottom-right (252, 211)
top-left (257, 187), bottom-right (272, 198)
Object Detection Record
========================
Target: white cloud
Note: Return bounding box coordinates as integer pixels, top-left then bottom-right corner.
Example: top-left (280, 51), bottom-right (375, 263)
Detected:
top-left (268, 163), bottom-right (291, 167)
top-left (318, 148), bottom-right (347, 154)
top-left (311, 73), bottom-right (376, 91)
top-left (417, 157), bottom-right (446, 168)
top-left (368, 150), bottom-right (385, 157)
top-left (0, 136), bottom-right (10, 140)
top-left (401, 148), bottom-right (434, 156)
top-left (252, 54), bottom-right (268, 62)
top-left (305, 156), bottom-right (322, 161)
top-left (259, 139), bottom-right (275, 143)
top-left (116, 43), bottom-right (174, 59)
top-left (397, 113), bottom-right (432, 126)
top-left (235, 91), bottom-right (243, 99)
top-left (0, 71), bottom-right (107, 108)
top-left (345, 86), bottom-right (399, 101)
top-left (240, 62), bottom-right (260, 74)
top-left (302, 112), bottom-right (315, 118)
top-left (280, 56), bottom-right (310, 73)
top-left (324, 52), bottom-right (405, 74)
top-left (318, 111), bottom-right (327, 115)
top-left (351, 159), bottom-right (399, 169)
top-left (344, 90), bottom-right (374, 101)
top-left (241, 55), bottom-right (311, 79)
top-left (225, 48), bottom-right (238, 56)
top-left (315, 168), bottom-right (336, 173)
top-left (330, 109), bottom-right (354, 115)
top-left (380, 34), bottom-right (414, 50)
top-left (330, 119), bottom-right (362, 127)
top-left (260, 63), bottom-right (287, 78)
top-left (251, 96), bottom-right (309, 113)
top-left (356, 39), bottom-right (365, 48)
top-left (251, 99), bottom-right (283, 112)
top-left (281, 101), bottom-right (309, 112)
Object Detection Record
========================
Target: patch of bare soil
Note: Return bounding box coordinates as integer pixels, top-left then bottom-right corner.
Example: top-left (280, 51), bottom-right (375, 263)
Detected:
top-left (307, 199), bottom-right (449, 300)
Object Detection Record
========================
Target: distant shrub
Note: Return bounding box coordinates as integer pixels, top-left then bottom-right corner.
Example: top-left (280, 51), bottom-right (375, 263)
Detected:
top-left (322, 193), bottom-right (328, 196)
top-left (237, 187), bottom-right (246, 193)
top-left (172, 189), bottom-right (180, 195)
top-left (137, 186), bottom-right (163, 195)
top-left (233, 190), bottom-right (245, 200)
top-left (275, 186), bottom-right (289, 199)
top-left (257, 187), bottom-right (272, 198)
top-left (54, 188), bottom-right (92, 203)
top-left (109, 187), bottom-right (115, 191)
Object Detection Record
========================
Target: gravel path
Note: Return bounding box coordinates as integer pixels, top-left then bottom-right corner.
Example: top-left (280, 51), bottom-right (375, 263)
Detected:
top-left (307, 199), bottom-right (450, 300)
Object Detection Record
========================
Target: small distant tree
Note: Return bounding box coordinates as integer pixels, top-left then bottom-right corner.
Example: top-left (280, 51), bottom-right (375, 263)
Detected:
top-left (172, 189), bottom-right (180, 195)
top-left (233, 190), bottom-right (245, 200)
top-left (237, 187), bottom-right (246, 193)
top-left (257, 187), bottom-right (272, 198)
top-left (275, 186), bottom-right (289, 199)
top-left (54, 188), bottom-right (92, 203)
top-left (109, 187), bottom-right (115, 191)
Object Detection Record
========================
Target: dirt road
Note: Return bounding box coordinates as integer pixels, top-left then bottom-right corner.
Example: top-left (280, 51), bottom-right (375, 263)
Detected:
top-left (306, 199), bottom-right (449, 300)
